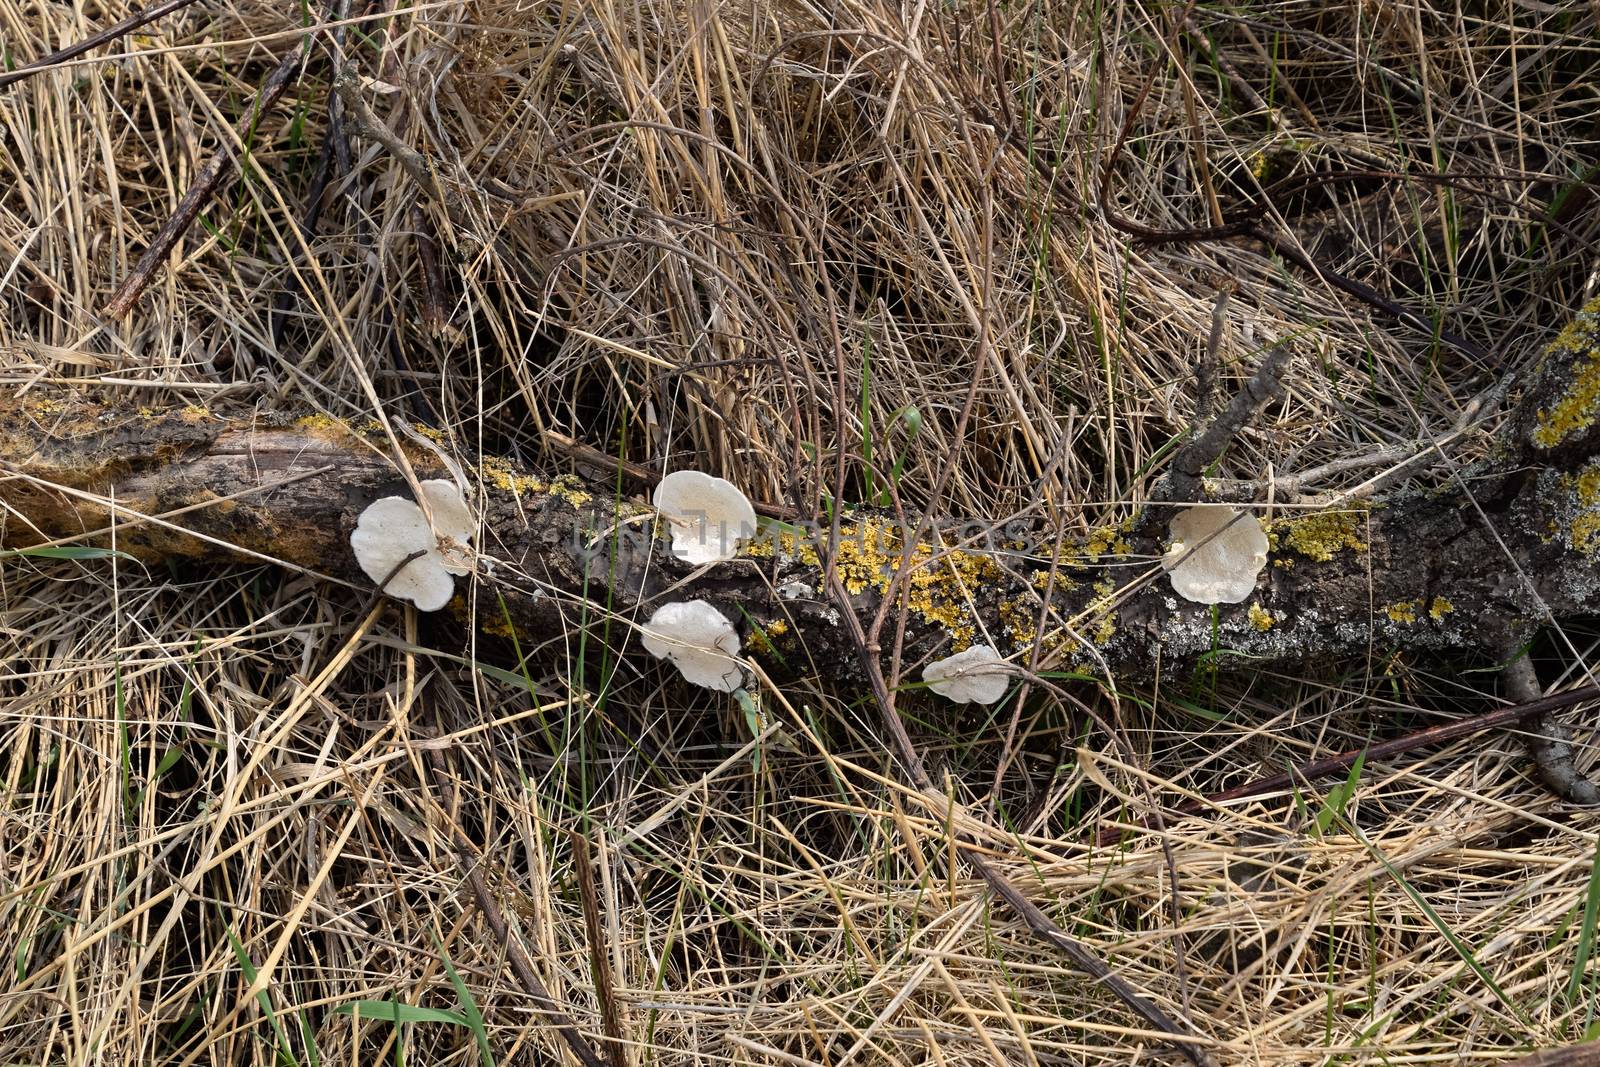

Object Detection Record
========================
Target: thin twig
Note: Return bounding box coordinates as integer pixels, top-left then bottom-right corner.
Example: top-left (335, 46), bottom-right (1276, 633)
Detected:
top-left (825, 571), bottom-right (1218, 1066)
top-left (422, 746), bottom-right (610, 1067)
top-left (571, 831), bottom-right (627, 1067)
top-left (1194, 286), bottom-right (1232, 425)
top-left (1096, 683), bottom-right (1600, 844)
top-left (271, 0), bottom-right (351, 344)
top-left (332, 64), bottom-right (444, 201)
top-left (102, 39), bottom-right (312, 318)
top-left (0, 0), bottom-right (201, 91)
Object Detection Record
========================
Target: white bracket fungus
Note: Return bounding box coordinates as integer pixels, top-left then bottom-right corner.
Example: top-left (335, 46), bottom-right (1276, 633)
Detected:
top-left (922, 644), bottom-right (1010, 705)
top-left (1162, 506), bottom-right (1269, 604)
top-left (653, 470), bottom-right (757, 565)
top-left (640, 600), bottom-right (745, 692)
top-left (350, 479), bottom-right (476, 612)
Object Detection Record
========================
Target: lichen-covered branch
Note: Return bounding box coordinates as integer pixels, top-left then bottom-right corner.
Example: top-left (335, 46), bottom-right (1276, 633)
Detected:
top-left (2, 307), bottom-right (1598, 687)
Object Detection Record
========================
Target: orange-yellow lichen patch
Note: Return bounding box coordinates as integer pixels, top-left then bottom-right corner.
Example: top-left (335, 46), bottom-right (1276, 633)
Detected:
top-left (1569, 464), bottom-right (1600, 554)
top-left (547, 474), bottom-right (593, 508)
top-left (480, 456), bottom-right (545, 496)
top-left (742, 518), bottom-right (1002, 643)
top-left (1086, 578), bottom-right (1118, 646)
top-left (1080, 522), bottom-right (1132, 562)
top-left (1278, 510), bottom-right (1368, 563)
top-left (294, 413), bottom-right (362, 443)
top-left (746, 618), bottom-right (790, 656)
top-left (1531, 296), bottom-right (1600, 449)
top-left (999, 597), bottom-right (1038, 648)
top-left (1384, 600), bottom-right (1419, 624)
top-left (1030, 567), bottom-right (1076, 593)
top-left (1427, 596), bottom-right (1454, 621)
top-left (481, 612), bottom-right (519, 640)
top-left (1248, 603), bottom-right (1275, 631)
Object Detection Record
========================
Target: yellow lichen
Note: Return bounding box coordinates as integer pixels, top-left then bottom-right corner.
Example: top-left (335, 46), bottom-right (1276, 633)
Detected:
top-left (741, 519), bottom-right (1002, 643)
top-left (747, 618), bottom-right (790, 655)
top-left (180, 404), bottom-right (212, 423)
top-left (1427, 596), bottom-right (1454, 621)
top-left (481, 613), bottom-right (519, 640)
top-left (1384, 600), bottom-right (1419, 624)
top-left (1065, 521), bottom-right (1133, 570)
top-left (1080, 522), bottom-right (1132, 562)
top-left (1248, 603), bottom-right (1275, 631)
top-left (480, 456), bottom-right (545, 496)
top-left (1531, 297), bottom-right (1600, 449)
top-left (548, 473), bottom-right (593, 508)
top-left (1031, 568), bottom-right (1075, 592)
top-left (999, 597), bottom-right (1037, 646)
top-left (1570, 464), bottom-right (1600, 554)
top-left (294, 413), bottom-right (358, 440)
top-left (1086, 578), bottom-right (1118, 646)
top-left (1279, 510), bottom-right (1368, 563)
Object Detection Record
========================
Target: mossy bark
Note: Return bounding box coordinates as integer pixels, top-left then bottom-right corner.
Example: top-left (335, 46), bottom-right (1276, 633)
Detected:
top-left (2, 316), bottom-right (1596, 688)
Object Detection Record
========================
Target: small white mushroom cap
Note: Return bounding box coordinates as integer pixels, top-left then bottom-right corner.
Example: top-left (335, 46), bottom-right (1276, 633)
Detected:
top-left (922, 644), bottom-right (1010, 705)
top-left (350, 479), bottom-right (476, 612)
top-left (653, 470), bottom-right (757, 565)
top-left (640, 600), bottom-right (744, 692)
top-left (1162, 506), bottom-right (1269, 604)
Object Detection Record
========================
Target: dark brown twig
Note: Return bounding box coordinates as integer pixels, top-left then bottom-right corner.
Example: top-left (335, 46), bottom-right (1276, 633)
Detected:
top-left (824, 571), bottom-right (1218, 1066)
top-left (271, 0), bottom-right (352, 345)
top-left (1096, 683), bottom-right (1600, 845)
top-left (103, 38), bottom-right (312, 318)
top-left (422, 746), bottom-right (609, 1067)
top-left (570, 832), bottom-right (627, 1067)
top-left (1193, 287), bottom-right (1232, 425)
top-left (411, 206), bottom-right (452, 338)
top-left (0, 0), bottom-right (201, 91)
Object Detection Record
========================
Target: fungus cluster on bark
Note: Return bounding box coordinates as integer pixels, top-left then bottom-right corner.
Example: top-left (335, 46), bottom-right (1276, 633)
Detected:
top-left (2, 299), bottom-right (1598, 731)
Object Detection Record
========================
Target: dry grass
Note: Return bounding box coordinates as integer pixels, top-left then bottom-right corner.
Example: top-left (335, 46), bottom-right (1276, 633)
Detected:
top-left (2, 0), bottom-right (1599, 1063)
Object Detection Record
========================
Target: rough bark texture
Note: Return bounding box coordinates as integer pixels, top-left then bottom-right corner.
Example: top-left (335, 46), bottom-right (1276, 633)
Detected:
top-left (1, 300), bottom-right (1598, 686)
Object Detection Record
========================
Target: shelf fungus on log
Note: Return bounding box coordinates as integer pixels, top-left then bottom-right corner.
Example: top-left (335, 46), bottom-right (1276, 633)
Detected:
top-left (1, 300), bottom-right (1599, 691)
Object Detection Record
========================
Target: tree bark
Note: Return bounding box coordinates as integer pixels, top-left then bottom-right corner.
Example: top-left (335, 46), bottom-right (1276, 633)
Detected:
top-left (2, 301), bottom-right (1598, 686)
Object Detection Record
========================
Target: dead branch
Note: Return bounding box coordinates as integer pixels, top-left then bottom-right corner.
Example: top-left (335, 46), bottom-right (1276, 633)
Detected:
top-left (102, 40), bottom-right (312, 318)
top-left (2, 318), bottom-right (1597, 691)
top-left (0, 0), bottom-right (202, 91)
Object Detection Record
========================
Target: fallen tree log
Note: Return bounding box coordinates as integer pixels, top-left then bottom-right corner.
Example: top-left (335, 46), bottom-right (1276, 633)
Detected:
top-left (1, 301), bottom-right (1598, 692)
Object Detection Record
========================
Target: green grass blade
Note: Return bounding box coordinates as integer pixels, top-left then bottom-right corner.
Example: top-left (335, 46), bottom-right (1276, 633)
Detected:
top-left (1565, 840), bottom-right (1600, 1006)
top-left (333, 1000), bottom-right (470, 1027)
top-left (434, 931), bottom-right (495, 1067)
top-left (226, 928), bottom-right (302, 1067)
